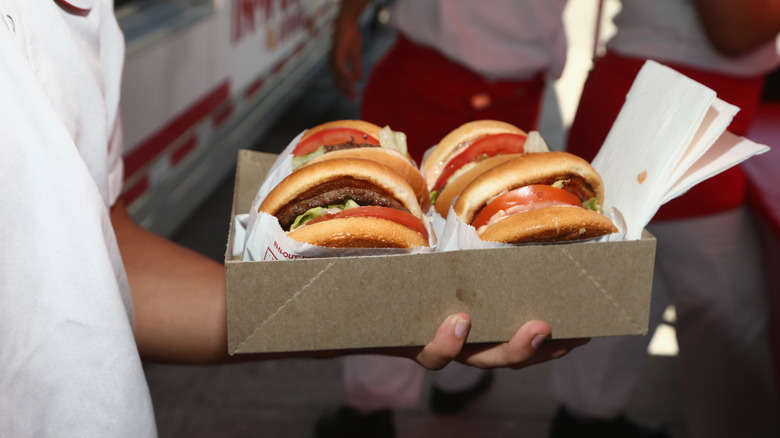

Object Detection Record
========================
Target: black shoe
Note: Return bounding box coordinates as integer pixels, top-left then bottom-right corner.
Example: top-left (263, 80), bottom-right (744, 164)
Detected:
top-left (429, 370), bottom-right (495, 415)
top-left (315, 406), bottom-right (395, 438)
top-left (549, 406), bottom-right (670, 438)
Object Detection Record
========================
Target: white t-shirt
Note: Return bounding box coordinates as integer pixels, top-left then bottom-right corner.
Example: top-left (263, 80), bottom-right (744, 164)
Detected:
top-left (0, 0), bottom-right (156, 436)
top-left (389, 0), bottom-right (568, 80)
top-left (608, 0), bottom-right (780, 77)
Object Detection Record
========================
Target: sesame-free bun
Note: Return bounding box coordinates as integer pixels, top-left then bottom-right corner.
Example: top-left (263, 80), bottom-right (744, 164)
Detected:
top-left (422, 120), bottom-right (527, 176)
top-left (433, 153), bottom-right (522, 217)
top-left (453, 152), bottom-right (605, 224)
top-left (259, 158), bottom-right (430, 248)
top-left (287, 216), bottom-right (429, 248)
top-left (299, 119), bottom-right (382, 142)
top-left (259, 158), bottom-right (423, 219)
top-left (305, 147), bottom-right (431, 211)
top-left (477, 206), bottom-right (618, 244)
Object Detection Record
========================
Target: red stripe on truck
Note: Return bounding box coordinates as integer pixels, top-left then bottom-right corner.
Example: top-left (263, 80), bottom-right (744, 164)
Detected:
top-left (171, 135), bottom-right (198, 166)
top-left (123, 81), bottom-right (231, 180)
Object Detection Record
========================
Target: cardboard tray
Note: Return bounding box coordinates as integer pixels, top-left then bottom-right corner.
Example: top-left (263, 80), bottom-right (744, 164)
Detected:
top-left (225, 150), bottom-right (656, 355)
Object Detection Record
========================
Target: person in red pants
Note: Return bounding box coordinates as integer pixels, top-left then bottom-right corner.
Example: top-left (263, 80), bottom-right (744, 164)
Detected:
top-left (329, 0), bottom-right (564, 165)
top-left (319, 1), bottom-right (568, 437)
top-left (550, 1), bottom-right (780, 438)
top-left (360, 34), bottom-right (546, 165)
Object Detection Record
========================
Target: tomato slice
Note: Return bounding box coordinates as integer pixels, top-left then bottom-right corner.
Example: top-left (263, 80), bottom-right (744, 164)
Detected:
top-left (432, 133), bottom-right (526, 194)
top-left (293, 127), bottom-right (380, 156)
top-left (306, 206), bottom-right (428, 240)
top-left (471, 184), bottom-right (581, 230)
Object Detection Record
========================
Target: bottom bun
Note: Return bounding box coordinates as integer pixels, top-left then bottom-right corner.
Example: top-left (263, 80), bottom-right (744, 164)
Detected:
top-left (478, 206), bottom-right (618, 244)
top-left (288, 216), bottom-right (429, 248)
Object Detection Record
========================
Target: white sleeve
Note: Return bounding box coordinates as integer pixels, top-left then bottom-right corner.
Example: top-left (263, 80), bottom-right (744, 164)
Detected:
top-left (0, 3), bottom-right (156, 436)
top-left (108, 109), bottom-right (127, 207)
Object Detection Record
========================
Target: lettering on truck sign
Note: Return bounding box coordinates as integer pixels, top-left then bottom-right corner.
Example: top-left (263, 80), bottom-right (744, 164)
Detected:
top-left (233, 0), bottom-right (311, 47)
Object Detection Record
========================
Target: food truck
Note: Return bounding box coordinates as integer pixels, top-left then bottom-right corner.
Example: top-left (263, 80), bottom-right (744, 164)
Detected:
top-left (116, 0), bottom-right (339, 236)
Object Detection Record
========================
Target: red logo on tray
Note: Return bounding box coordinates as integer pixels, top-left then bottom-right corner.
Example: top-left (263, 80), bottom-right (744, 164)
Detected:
top-left (263, 247), bottom-right (279, 261)
top-left (270, 240), bottom-right (309, 260)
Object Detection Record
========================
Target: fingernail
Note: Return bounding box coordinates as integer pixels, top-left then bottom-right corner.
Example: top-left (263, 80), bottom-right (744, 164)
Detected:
top-left (531, 334), bottom-right (548, 349)
top-left (454, 318), bottom-right (470, 338)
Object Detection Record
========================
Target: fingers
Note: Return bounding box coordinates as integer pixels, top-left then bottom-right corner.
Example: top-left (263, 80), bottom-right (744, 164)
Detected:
top-left (415, 313), bottom-right (472, 370)
top-left (458, 320), bottom-right (590, 370)
top-left (456, 319), bottom-right (551, 369)
top-left (329, 22), bottom-right (363, 100)
top-left (330, 52), bottom-right (360, 98)
top-left (413, 315), bottom-right (590, 372)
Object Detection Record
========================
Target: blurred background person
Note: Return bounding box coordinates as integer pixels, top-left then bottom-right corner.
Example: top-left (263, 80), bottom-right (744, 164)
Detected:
top-left (318, 0), bottom-right (568, 436)
top-left (328, 0), bottom-right (567, 164)
top-left (551, 1), bottom-right (780, 437)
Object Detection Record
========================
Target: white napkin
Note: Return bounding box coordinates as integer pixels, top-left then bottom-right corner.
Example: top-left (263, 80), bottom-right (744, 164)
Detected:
top-left (593, 61), bottom-right (769, 240)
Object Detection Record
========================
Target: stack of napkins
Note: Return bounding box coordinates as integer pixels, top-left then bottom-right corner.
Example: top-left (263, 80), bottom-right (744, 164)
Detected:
top-left (595, 60), bottom-right (769, 240)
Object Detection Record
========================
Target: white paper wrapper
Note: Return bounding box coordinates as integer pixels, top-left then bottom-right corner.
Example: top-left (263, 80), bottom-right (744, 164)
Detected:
top-left (238, 130), bottom-right (436, 261)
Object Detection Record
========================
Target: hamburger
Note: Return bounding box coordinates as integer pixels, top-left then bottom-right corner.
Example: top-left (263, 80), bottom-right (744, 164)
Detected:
top-left (452, 151), bottom-right (618, 244)
top-left (291, 119), bottom-right (409, 168)
top-left (258, 157), bottom-right (430, 248)
top-left (421, 120), bottom-right (529, 210)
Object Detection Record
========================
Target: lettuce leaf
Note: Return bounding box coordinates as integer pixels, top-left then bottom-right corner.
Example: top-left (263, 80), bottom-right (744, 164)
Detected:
top-left (289, 199), bottom-right (360, 230)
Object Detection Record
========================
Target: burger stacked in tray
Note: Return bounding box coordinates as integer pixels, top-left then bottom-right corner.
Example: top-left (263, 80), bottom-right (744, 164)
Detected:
top-left (422, 120), bottom-right (619, 245)
top-left (422, 120), bottom-right (531, 218)
top-left (257, 119), bottom-right (618, 251)
top-left (258, 120), bottom-right (432, 249)
top-left (450, 151), bottom-right (618, 244)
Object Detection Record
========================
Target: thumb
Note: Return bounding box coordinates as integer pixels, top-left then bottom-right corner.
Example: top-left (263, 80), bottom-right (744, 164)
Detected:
top-left (415, 313), bottom-right (471, 370)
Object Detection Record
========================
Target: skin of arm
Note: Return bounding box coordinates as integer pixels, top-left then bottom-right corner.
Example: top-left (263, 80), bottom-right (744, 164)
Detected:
top-left (110, 200), bottom-right (586, 368)
top-left (694, 0), bottom-right (780, 56)
top-left (111, 198), bottom-right (231, 363)
top-left (329, 0), bottom-right (373, 99)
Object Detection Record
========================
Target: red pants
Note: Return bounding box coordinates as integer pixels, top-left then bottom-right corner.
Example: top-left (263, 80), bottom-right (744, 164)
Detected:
top-left (566, 52), bottom-right (766, 220)
top-left (362, 34), bottom-right (546, 165)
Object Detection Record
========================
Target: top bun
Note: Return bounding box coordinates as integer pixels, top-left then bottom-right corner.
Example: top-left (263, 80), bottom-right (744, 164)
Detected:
top-left (433, 153), bottom-right (523, 218)
top-left (453, 151), bottom-right (605, 224)
top-left (422, 120), bottom-right (527, 176)
top-left (299, 119), bottom-right (383, 143)
top-left (259, 157), bottom-right (423, 220)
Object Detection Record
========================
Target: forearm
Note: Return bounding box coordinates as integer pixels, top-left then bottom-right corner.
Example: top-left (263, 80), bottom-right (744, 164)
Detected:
top-left (111, 202), bottom-right (354, 363)
top-left (695, 0), bottom-right (780, 55)
top-left (111, 200), bottom-right (231, 364)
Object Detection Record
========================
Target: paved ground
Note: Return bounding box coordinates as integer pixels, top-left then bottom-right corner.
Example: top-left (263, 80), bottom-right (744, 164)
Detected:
top-left (143, 355), bottom-right (686, 438)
